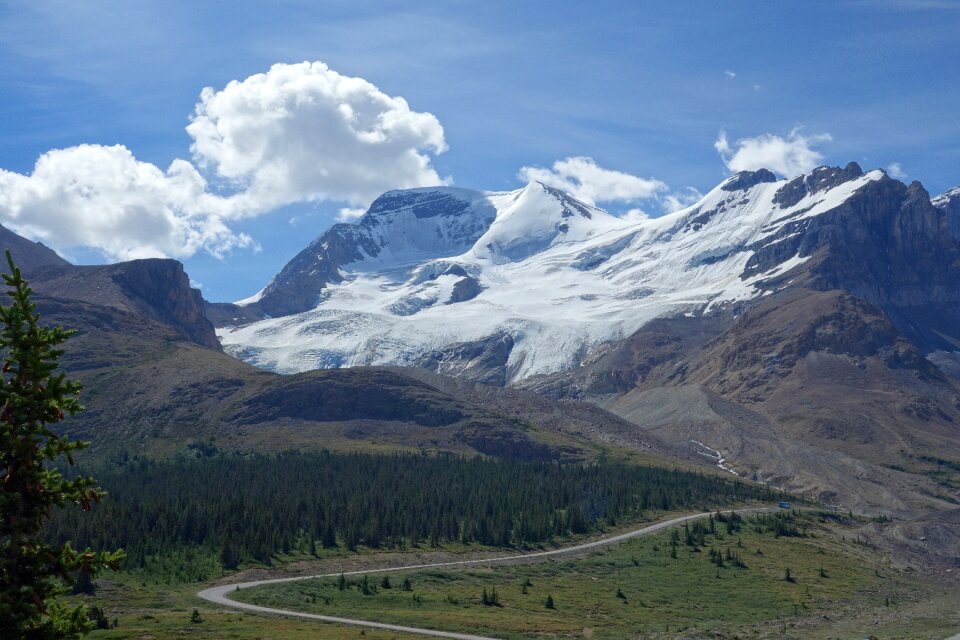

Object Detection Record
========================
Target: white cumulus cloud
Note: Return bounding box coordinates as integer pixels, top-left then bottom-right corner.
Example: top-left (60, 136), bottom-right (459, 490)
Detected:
top-left (336, 207), bottom-right (367, 222)
top-left (620, 208), bottom-right (651, 223)
top-left (715, 129), bottom-right (832, 178)
top-left (187, 61), bottom-right (449, 215)
top-left (0, 61), bottom-right (450, 262)
top-left (0, 144), bottom-right (252, 261)
top-left (517, 157), bottom-right (667, 207)
top-left (886, 162), bottom-right (907, 180)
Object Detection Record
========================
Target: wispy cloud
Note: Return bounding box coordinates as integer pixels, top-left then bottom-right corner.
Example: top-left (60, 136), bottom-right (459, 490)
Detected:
top-left (886, 162), bottom-right (907, 180)
top-left (518, 156), bottom-right (667, 206)
top-left (663, 187), bottom-right (704, 212)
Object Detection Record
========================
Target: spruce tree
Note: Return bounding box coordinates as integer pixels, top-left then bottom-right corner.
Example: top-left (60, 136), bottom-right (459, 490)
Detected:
top-left (0, 252), bottom-right (124, 639)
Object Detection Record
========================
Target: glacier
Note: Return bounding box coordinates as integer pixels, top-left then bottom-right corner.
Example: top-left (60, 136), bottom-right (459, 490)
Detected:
top-left (218, 165), bottom-right (887, 382)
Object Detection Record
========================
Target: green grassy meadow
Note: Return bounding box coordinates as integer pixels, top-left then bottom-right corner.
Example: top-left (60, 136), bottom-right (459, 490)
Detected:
top-left (230, 511), bottom-right (954, 639)
top-left (73, 510), bottom-right (960, 640)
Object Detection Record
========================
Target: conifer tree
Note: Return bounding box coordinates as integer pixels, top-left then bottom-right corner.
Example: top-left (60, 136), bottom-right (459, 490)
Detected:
top-left (0, 252), bottom-right (124, 639)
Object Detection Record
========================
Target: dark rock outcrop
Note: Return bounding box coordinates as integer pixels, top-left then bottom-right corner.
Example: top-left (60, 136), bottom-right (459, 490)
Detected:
top-left (772, 162), bottom-right (863, 208)
top-left (107, 260), bottom-right (221, 350)
top-left (721, 168), bottom-right (777, 192)
top-left (417, 332), bottom-right (515, 386)
top-left (0, 226), bottom-right (220, 350)
top-left (745, 174), bottom-right (960, 351)
top-left (251, 225), bottom-right (371, 318)
top-left (448, 276), bottom-right (482, 303)
top-left (21, 260), bottom-right (220, 351)
top-left (933, 186), bottom-right (960, 240)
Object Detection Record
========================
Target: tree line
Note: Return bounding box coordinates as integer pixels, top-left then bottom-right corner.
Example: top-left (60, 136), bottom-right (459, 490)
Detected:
top-left (47, 450), bottom-right (776, 570)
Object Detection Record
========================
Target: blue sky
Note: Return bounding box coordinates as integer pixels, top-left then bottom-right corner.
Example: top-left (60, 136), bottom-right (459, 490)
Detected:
top-left (0, 0), bottom-right (958, 301)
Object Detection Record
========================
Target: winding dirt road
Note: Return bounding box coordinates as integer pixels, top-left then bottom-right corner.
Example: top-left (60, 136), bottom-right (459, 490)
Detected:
top-left (197, 507), bottom-right (777, 639)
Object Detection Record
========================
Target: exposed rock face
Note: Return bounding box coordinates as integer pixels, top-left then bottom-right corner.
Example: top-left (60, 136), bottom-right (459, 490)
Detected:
top-left (448, 276), bottom-right (482, 303)
top-left (416, 333), bottom-right (515, 386)
top-left (252, 225), bottom-right (369, 317)
top-left (23, 259), bottom-right (220, 351)
top-left (721, 168), bottom-right (777, 192)
top-left (772, 162), bottom-right (864, 207)
top-left (526, 315), bottom-right (732, 399)
top-left (522, 288), bottom-right (960, 515)
top-left (933, 185), bottom-right (960, 239)
top-left (0, 226), bottom-right (220, 351)
top-left (107, 260), bottom-right (221, 350)
top-left (515, 171), bottom-right (960, 514)
top-left (740, 175), bottom-right (960, 351)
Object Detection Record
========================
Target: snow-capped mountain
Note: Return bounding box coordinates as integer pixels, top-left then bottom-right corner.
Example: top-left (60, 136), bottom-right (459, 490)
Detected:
top-left (933, 185), bottom-right (960, 239)
top-left (217, 162), bottom-right (938, 384)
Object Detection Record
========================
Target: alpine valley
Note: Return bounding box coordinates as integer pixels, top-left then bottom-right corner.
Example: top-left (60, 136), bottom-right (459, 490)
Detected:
top-left (5, 162), bottom-right (960, 554)
top-left (204, 163), bottom-right (960, 522)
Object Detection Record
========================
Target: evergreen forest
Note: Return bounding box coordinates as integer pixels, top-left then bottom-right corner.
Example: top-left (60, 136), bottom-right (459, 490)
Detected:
top-left (47, 450), bottom-right (776, 575)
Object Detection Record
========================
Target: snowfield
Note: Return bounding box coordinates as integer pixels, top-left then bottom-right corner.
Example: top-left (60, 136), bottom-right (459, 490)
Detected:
top-left (219, 169), bottom-right (886, 381)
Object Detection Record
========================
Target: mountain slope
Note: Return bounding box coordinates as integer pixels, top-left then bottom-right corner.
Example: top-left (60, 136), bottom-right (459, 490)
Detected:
top-left (0, 223), bottom-right (69, 275)
top-left (215, 166), bottom-right (960, 514)
top-left (31, 259), bottom-right (222, 350)
top-left (0, 232), bottom-right (657, 464)
top-left (218, 165), bottom-right (916, 382)
top-left (515, 173), bottom-right (960, 515)
top-left (522, 288), bottom-right (960, 515)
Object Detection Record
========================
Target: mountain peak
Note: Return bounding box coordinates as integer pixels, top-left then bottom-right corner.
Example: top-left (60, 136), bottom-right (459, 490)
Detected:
top-left (773, 162), bottom-right (866, 208)
top-left (720, 168), bottom-right (778, 192)
top-left (221, 163), bottom-right (913, 382)
top-left (0, 224), bottom-right (70, 276)
top-left (932, 185), bottom-right (960, 208)
top-left (932, 184), bottom-right (960, 240)
top-left (529, 181), bottom-right (596, 219)
top-left (360, 186), bottom-right (484, 225)
top-left (468, 181), bottom-right (626, 263)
